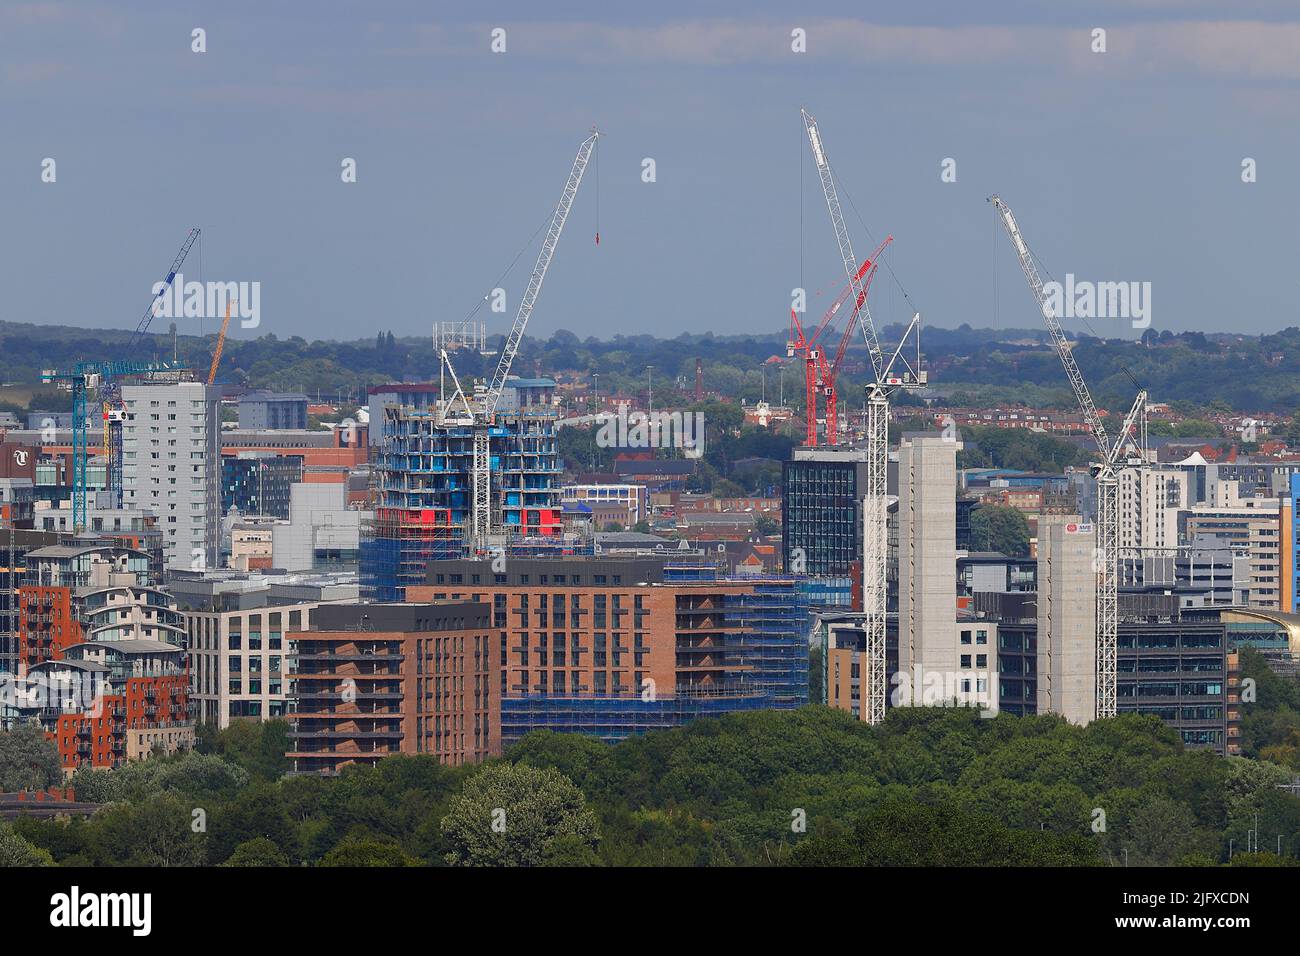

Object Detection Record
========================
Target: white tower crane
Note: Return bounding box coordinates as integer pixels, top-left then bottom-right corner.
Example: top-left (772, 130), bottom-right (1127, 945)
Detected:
top-left (801, 108), bottom-right (882, 376)
top-left (447, 129), bottom-right (599, 550)
top-left (989, 195), bottom-right (1146, 720)
top-left (802, 108), bottom-right (925, 725)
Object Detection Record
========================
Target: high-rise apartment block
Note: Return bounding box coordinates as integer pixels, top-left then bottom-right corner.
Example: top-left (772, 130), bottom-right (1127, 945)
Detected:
top-left (362, 379), bottom-right (562, 601)
top-left (12, 544), bottom-right (192, 770)
top-left (898, 436), bottom-right (974, 703)
top-left (1184, 481), bottom-right (1281, 610)
top-left (1117, 466), bottom-right (1188, 552)
top-left (781, 448), bottom-right (868, 582)
top-left (121, 381), bottom-right (220, 573)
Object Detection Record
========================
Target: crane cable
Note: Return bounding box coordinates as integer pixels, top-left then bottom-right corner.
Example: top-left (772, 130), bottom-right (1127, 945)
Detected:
top-left (460, 208), bottom-right (552, 326)
top-left (790, 115), bottom-right (800, 291)
top-left (460, 136), bottom-right (601, 340)
top-left (1011, 220), bottom-right (1145, 395)
top-left (834, 168), bottom-right (919, 318)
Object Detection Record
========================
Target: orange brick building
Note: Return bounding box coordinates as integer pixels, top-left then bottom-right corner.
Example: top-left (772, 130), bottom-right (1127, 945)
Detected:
top-left (408, 557), bottom-right (807, 746)
top-left (18, 586), bottom-right (81, 670)
top-left (15, 544), bottom-right (193, 771)
top-left (287, 602), bottom-right (496, 774)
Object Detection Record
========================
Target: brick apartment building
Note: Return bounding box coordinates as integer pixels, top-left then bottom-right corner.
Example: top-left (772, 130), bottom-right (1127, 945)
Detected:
top-left (286, 602), bottom-right (496, 774)
top-left (18, 544), bottom-right (181, 669)
top-left (12, 543), bottom-right (193, 771)
top-left (409, 557), bottom-right (806, 745)
top-left (26, 641), bottom-right (192, 771)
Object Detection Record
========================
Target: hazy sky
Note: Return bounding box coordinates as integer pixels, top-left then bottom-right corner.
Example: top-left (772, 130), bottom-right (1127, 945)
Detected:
top-left (3, 1), bottom-right (1299, 347)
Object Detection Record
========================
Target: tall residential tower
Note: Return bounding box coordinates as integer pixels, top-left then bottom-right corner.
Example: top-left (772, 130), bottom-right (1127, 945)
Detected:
top-left (121, 381), bottom-right (220, 572)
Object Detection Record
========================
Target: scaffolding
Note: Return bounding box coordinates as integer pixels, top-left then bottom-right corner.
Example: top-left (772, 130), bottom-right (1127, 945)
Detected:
top-left (434, 319), bottom-right (489, 354)
top-left (500, 578), bottom-right (808, 745)
top-left (724, 582), bottom-right (809, 708)
top-left (501, 686), bottom-right (775, 746)
top-left (360, 507), bottom-right (462, 602)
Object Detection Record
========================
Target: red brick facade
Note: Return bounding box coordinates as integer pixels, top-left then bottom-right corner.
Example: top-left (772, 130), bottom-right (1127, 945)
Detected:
top-left (18, 586), bottom-right (82, 669)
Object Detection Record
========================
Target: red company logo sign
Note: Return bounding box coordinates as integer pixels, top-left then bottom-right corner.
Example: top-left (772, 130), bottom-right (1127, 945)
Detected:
top-left (1064, 522), bottom-right (1095, 535)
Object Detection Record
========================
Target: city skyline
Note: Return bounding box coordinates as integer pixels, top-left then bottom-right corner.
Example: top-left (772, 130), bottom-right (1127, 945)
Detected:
top-left (1, 3), bottom-right (1298, 903)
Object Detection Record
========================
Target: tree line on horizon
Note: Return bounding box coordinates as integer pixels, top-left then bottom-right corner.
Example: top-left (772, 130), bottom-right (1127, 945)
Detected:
top-left (3, 321), bottom-right (1299, 417)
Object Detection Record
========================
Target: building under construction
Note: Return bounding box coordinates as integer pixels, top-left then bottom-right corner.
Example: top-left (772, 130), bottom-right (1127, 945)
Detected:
top-left (364, 129), bottom-right (600, 603)
top-left (360, 378), bottom-right (563, 601)
top-left (409, 558), bottom-right (807, 746)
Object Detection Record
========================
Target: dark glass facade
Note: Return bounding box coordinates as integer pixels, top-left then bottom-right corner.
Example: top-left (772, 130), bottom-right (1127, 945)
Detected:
top-left (221, 455), bottom-right (303, 518)
top-left (781, 456), bottom-right (867, 578)
top-left (1117, 619), bottom-right (1230, 752)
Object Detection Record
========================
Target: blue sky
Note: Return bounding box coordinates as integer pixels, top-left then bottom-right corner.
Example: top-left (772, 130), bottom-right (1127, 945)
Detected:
top-left (2, 1), bottom-right (1298, 345)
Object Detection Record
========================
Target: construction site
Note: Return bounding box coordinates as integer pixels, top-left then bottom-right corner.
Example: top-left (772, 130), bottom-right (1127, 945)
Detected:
top-left (360, 131), bottom-right (599, 600)
top-left (344, 107), bottom-right (1186, 740)
top-left (8, 4), bottom-right (1300, 894)
top-left (5, 103), bottom-right (1236, 757)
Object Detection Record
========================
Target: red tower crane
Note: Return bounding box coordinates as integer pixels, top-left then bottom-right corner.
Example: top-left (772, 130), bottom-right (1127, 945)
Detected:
top-left (787, 306), bottom-right (821, 447)
top-left (788, 237), bottom-right (891, 446)
top-left (820, 236), bottom-right (891, 444)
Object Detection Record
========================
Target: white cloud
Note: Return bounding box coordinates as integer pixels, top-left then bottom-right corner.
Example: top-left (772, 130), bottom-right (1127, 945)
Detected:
top-left (399, 17), bottom-right (1300, 80)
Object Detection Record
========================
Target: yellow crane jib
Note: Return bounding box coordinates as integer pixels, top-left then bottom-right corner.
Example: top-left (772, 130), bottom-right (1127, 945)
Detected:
top-left (208, 298), bottom-right (235, 385)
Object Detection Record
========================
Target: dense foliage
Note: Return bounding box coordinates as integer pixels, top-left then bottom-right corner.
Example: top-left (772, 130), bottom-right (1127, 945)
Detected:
top-left (6, 707), bottom-right (1299, 867)
top-left (0, 723), bottom-right (63, 793)
top-left (1238, 647), bottom-right (1300, 770)
top-left (956, 424), bottom-right (1092, 473)
top-left (969, 505), bottom-right (1032, 556)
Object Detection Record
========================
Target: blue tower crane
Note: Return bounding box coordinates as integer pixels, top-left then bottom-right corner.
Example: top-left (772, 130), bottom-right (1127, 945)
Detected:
top-left (41, 360), bottom-right (186, 532)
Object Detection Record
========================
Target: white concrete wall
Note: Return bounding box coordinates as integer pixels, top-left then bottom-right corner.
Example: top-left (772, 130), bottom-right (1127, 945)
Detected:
top-left (1037, 515), bottom-right (1097, 724)
top-left (898, 436), bottom-right (959, 680)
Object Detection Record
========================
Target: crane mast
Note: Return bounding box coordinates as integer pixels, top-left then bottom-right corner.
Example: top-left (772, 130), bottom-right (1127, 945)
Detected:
top-left (989, 194), bottom-right (1144, 721)
top-left (42, 359), bottom-right (186, 531)
top-left (93, 229), bottom-right (201, 508)
top-left (821, 237), bottom-right (890, 445)
top-left (466, 129), bottom-right (599, 549)
top-left (802, 109), bottom-right (924, 725)
top-left (208, 298), bottom-right (235, 385)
